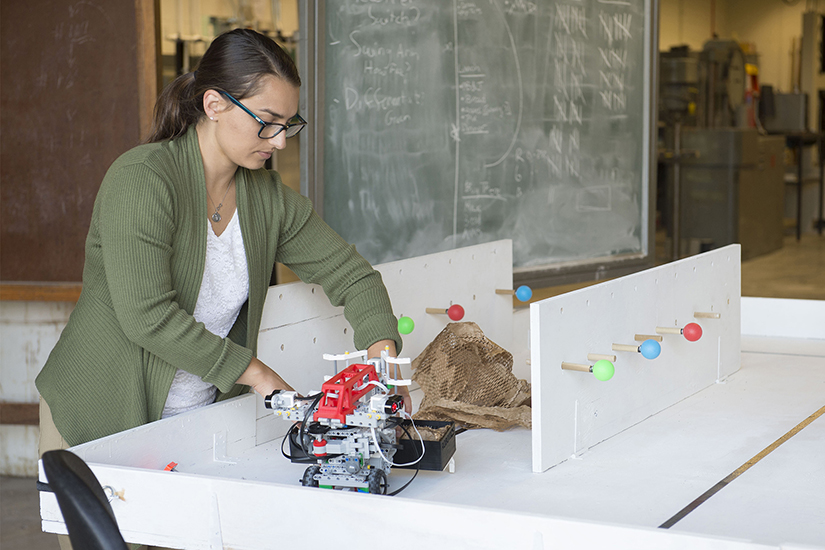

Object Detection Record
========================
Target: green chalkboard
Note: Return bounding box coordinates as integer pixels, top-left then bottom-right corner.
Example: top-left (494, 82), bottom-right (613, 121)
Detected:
top-left (301, 0), bottom-right (656, 285)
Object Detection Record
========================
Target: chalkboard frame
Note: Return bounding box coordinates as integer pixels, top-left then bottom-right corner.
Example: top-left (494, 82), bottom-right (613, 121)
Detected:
top-left (299, 0), bottom-right (659, 288)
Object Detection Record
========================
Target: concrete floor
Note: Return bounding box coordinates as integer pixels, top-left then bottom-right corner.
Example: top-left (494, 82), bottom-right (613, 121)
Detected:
top-left (1, 233), bottom-right (822, 550)
top-left (1, 476), bottom-right (59, 550)
top-left (740, 234), bottom-right (825, 300)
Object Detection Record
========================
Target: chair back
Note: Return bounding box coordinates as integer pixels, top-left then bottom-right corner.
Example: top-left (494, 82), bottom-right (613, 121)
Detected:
top-left (41, 450), bottom-right (128, 550)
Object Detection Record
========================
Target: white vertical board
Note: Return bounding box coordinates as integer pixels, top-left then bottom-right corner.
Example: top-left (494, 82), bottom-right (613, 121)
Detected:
top-left (61, 394), bottom-right (260, 472)
top-left (531, 245), bottom-right (741, 473)
top-left (257, 240), bottom-right (515, 396)
top-left (741, 297), bottom-right (825, 339)
top-left (740, 297), bottom-right (825, 356)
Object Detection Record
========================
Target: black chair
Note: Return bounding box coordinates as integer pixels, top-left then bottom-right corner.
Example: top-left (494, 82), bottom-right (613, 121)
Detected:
top-left (41, 450), bottom-right (128, 550)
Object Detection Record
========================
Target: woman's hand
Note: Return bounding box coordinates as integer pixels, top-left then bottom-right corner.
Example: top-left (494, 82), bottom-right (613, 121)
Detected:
top-left (367, 339), bottom-right (412, 415)
top-left (394, 384), bottom-right (413, 415)
top-left (237, 356), bottom-right (294, 397)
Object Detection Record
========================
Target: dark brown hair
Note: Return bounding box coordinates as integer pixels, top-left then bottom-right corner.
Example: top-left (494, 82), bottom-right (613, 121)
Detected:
top-left (147, 28), bottom-right (301, 143)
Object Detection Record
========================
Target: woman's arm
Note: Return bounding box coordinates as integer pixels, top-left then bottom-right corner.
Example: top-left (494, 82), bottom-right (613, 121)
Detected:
top-left (240, 341), bottom-right (408, 410)
top-left (236, 357), bottom-right (294, 396)
top-left (273, 185), bottom-right (403, 355)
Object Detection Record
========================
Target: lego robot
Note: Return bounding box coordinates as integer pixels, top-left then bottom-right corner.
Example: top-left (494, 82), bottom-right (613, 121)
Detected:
top-left (265, 349), bottom-right (416, 494)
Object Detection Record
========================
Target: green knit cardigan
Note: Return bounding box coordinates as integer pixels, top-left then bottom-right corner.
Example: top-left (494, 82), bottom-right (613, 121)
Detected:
top-left (36, 126), bottom-right (401, 447)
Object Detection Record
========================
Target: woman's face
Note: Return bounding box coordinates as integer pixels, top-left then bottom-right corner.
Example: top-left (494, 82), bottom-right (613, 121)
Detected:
top-left (214, 75), bottom-right (300, 170)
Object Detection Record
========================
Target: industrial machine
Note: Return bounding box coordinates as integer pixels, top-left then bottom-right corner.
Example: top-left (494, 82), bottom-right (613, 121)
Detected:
top-left (658, 41), bottom-right (785, 261)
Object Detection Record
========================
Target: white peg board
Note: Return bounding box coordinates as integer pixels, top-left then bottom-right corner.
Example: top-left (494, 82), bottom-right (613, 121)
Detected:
top-left (258, 240), bottom-right (515, 398)
top-left (530, 245), bottom-right (741, 473)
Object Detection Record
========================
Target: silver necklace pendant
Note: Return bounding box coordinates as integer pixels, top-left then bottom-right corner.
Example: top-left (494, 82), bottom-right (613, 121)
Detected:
top-left (207, 179), bottom-right (231, 224)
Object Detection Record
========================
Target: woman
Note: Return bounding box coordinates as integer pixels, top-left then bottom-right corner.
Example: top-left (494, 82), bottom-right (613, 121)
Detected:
top-left (37, 28), bottom-right (407, 457)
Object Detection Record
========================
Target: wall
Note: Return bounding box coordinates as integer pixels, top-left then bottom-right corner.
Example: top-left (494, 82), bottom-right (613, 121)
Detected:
top-left (0, 0), bottom-right (150, 282)
top-left (659, 0), bottom-right (726, 52)
top-left (721, 0), bottom-right (810, 93)
top-left (659, 0), bottom-right (818, 94)
top-left (158, 0), bottom-right (299, 57)
top-left (0, 302), bottom-right (73, 476)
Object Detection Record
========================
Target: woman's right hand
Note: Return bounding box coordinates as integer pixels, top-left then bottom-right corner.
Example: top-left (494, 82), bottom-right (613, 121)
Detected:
top-left (237, 356), bottom-right (294, 397)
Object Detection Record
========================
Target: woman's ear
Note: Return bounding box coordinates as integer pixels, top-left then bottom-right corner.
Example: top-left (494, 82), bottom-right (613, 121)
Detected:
top-left (203, 89), bottom-right (225, 120)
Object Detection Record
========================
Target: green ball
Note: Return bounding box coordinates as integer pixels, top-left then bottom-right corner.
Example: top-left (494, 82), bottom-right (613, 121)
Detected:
top-left (592, 359), bottom-right (615, 381)
top-left (397, 316), bottom-right (415, 335)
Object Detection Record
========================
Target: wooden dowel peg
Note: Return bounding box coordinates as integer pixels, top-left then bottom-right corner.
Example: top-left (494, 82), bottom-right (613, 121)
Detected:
top-left (587, 353), bottom-right (616, 362)
top-left (496, 285), bottom-right (533, 302)
top-left (635, 334), bottom-right (663, 342)
top-left (562, 360), bottom-right (614, 381)
top-left (561, 361), bottom-right (591, 373)
top-left (656, 322), bottom-right (703, 342)
top-left (426, 304), bottom-right (465, 321)
top-left (612, 343), bottom-right (639, 353)
top-left (613, 339), bottom-right (661, 359)
top-left (694, 311), bottom-right (720, 319)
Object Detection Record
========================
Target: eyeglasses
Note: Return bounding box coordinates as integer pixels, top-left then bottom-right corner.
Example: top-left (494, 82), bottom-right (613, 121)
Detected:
top-left (219, 91), bottom-right (306, 139)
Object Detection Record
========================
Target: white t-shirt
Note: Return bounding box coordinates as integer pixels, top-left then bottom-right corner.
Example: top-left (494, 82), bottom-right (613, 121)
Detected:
top-left (162, 211), bottom-right (249, 418)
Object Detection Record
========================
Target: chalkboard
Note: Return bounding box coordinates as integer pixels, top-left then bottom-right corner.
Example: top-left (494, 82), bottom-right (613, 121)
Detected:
top-left (301, 0), bottom-right (656, 284)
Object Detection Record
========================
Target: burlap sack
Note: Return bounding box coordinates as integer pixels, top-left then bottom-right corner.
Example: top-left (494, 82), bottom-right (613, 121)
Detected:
top-left (411, 322), bottom-right (531, 430)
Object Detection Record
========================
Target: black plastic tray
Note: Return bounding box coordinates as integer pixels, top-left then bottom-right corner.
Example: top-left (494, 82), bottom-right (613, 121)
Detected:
top-left (394, 419), bottom-right (456, 471)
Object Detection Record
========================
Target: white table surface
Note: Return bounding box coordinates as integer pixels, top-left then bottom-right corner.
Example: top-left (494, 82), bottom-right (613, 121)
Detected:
top-left (164, 349), bottom-right (825, 548)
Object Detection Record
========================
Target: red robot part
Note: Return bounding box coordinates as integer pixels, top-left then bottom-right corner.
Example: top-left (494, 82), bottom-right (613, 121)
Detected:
top-left (314, 363), bottom-right (379, 424)
top-left (313, 439), bottom-right (327, 457)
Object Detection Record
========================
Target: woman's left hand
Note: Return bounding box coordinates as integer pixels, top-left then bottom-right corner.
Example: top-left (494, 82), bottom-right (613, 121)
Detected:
top-left (394, 384), bottom-right (413, 415)
top-left (367, 339), bottom-right (413, 415)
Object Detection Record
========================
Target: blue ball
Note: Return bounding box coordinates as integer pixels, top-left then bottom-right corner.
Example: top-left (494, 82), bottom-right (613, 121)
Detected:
top-left (639, 339), bottom-right (661, 360)
top-left (515, 285), bottom-right (533, 302)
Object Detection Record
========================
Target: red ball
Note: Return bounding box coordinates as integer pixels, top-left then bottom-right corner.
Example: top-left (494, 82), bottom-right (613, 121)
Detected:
top-left (447, 304), bottom-right (465, 321)
top-left (683, 322), bottom-right (702, 342)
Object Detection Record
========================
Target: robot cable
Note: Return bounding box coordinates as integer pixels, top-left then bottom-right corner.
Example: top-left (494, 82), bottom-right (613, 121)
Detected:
top-left (386, 420), bottom-right (422, 497)
top-left (370, 410), bottom-right (426, 467)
